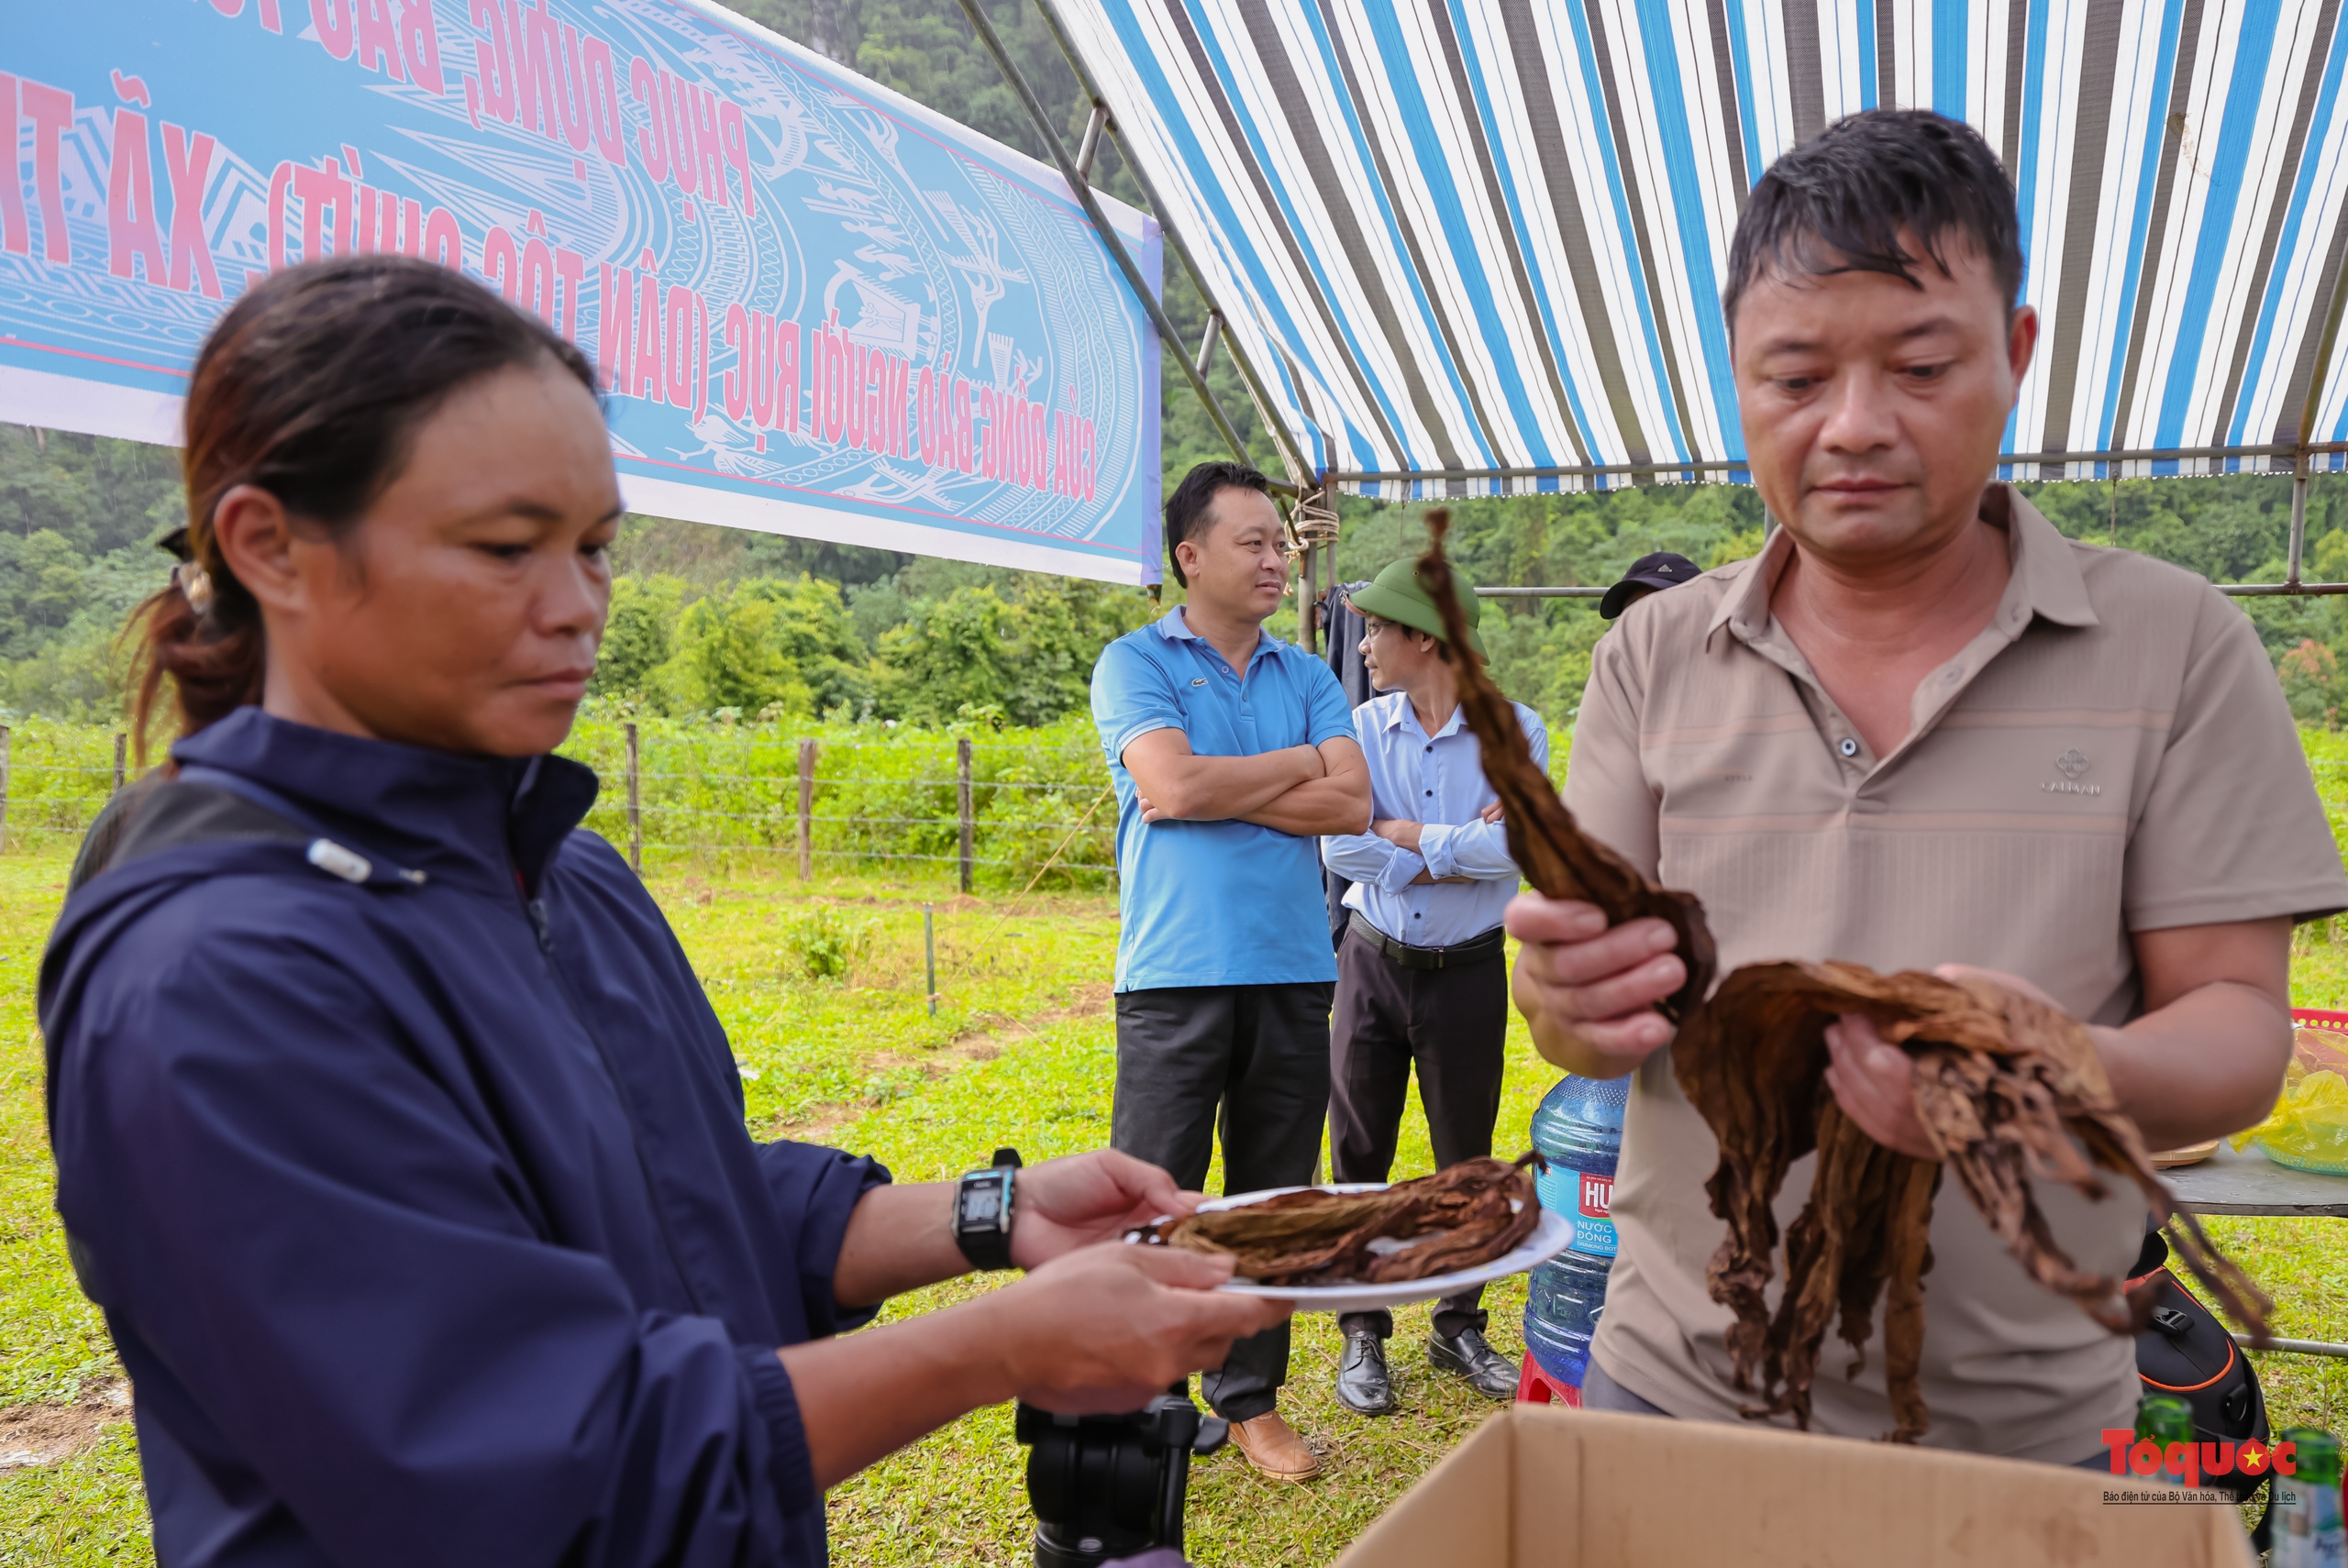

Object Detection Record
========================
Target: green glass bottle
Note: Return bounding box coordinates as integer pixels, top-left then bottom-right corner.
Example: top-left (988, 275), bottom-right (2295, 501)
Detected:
top-left (2134, 1395), bottom-right (2195, 1487)
top-left (2291, 1430), bottom-right (2345, 1488)
top-left (2274, 1428), bottom-right (2343, 1568)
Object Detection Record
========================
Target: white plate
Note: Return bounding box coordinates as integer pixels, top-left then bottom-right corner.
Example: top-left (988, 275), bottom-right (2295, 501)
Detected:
top-left (1143, 1182), bottom-right (1577, 1314)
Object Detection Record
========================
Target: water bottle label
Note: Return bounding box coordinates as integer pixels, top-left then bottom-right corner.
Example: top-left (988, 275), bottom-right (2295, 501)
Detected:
top-left (2271, 1479), bottom-right (2344, 1568)
top-left (1535, 1164), bottom-right (1617, 1256)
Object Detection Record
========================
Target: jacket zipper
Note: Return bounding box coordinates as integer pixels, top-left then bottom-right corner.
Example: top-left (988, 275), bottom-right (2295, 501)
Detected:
top-left (526, 895), bottom-right (711, 1316)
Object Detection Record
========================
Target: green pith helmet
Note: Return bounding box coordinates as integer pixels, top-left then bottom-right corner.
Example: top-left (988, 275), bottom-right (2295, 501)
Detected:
top-left (1346, 557), bottom-right (1487, 657)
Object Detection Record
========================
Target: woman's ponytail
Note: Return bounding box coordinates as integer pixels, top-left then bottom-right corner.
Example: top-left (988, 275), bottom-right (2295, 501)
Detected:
top-left (127, 536), bottom-right (265, 760)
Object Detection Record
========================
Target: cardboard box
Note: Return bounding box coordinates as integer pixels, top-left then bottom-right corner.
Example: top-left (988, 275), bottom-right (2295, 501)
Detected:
top-left (1333, 1405), bottom-right (2254, 1567)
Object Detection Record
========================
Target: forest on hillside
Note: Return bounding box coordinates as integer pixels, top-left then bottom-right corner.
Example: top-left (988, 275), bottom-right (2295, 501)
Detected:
top-left (9, 414), bottom-right (2347, 736)
top-left (4, 1), bottom-right (2347, 735)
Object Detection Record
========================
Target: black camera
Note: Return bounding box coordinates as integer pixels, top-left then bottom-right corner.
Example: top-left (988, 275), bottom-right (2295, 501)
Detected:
top-left (1016, 1391), bottom-right (1229, 1568)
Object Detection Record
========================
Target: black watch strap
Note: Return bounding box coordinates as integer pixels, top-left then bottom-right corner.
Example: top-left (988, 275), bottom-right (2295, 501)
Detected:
top-left (953, 1147), bottom-right (1023, 1272)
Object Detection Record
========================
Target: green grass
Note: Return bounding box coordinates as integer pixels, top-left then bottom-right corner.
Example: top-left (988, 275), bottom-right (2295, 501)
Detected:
top-left (6, 839), bottom-right (2348, 1565)
top-left (0, 1424), bottom-right (149, 1567)
top-left (0, 853), bottom-right (113, 1412)
top-left (0, 851), bottom-right (146, 1565)
top-left (656, 870), bottom-right (1122, 1138)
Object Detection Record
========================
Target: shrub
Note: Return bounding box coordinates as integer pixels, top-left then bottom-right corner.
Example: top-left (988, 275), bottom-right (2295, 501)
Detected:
top-left (2282, 639), bottom-right (2342, 730)
top-left (781, 905), bottom-right (876, 981)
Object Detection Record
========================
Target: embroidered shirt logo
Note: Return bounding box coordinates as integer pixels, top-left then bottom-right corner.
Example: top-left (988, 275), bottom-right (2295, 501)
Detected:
top-left (2043, 747), bottom-right (2101, 796)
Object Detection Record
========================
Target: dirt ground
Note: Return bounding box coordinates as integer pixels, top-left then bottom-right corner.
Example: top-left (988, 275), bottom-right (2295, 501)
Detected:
top-left (0, 1379), bottom-right (129, 1472)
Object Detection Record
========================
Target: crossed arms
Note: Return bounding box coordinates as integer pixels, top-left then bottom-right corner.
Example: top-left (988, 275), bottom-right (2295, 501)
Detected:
top-left (1122, 727), bottom-right (1372, 836)
top-left (1334, 804), bottom-right (1513, 885)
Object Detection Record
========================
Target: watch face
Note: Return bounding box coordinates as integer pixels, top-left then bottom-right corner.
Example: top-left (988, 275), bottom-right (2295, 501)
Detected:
top-left (959, 1183), bottom-right (1003, 1229)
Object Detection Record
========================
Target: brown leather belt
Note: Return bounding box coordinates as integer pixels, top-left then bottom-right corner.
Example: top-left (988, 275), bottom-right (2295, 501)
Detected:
top-left (1347, 911), bottom-right (1507, 971)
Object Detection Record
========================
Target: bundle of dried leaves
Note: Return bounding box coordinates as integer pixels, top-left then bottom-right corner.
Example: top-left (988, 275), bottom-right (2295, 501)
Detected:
top-left (1417, 513), bottom-right (1716, 1020)
top-left (1409, 518), bottom-right (2273, 1443)
top-left (1676, 962), bottom-right (2270, 1440)
top-left (1137, 1156), bottom-right (1540, 1287)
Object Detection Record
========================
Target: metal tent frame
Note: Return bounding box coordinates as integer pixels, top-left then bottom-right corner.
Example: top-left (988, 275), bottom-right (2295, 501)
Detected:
top-left (964, 1), bottom-right (2348, 622)
top-left (958, 0), bottom-right (1361, 643)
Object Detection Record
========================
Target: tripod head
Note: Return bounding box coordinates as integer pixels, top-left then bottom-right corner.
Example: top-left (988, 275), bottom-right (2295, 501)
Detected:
top-left (1016, 1391), bottom-right (1229, 1568)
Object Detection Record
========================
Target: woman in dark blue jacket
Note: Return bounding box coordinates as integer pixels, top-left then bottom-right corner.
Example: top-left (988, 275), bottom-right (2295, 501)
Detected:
top-left (39, 257), bottom-right (1281, 1568)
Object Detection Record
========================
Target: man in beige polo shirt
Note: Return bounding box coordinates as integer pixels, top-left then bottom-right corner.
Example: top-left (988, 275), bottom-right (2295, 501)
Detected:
top-left (1509, 107), bottom-right (2348, 1464)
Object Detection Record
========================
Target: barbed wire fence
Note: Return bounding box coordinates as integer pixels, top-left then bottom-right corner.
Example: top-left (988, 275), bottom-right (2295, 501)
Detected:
top-left (559, 719), bottom-right (1122, 890)
top-left (17, 717), bottom-right (2333, 891)
top-left (0, 717), bottom-right (1125, 892)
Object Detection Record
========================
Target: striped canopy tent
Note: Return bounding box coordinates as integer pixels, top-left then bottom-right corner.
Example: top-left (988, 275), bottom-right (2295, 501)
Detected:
top-left (1008, 0), bottom-right (2348, 506)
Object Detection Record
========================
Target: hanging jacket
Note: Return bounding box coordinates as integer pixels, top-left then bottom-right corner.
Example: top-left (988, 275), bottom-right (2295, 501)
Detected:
top-left (39, 707), bottom-right (887, 1568)
top-left (1321, 582), bottom-right (1375, 948)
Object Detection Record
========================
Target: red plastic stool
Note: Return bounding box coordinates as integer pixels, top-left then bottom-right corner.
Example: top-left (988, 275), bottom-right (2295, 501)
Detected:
top-left (1515, 1354), bottom-right (1581, 1408)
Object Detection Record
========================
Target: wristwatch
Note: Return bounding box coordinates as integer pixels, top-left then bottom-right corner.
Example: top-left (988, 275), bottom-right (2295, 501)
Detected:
top-left (953, 1147), bottom-right (1023, 1272)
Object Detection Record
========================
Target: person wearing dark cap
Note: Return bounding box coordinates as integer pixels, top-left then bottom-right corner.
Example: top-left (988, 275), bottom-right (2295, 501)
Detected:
top-left (1320, 558), bottom-right (1547, 1414)
top-left (1599, 551), bottom-right (1703, 619)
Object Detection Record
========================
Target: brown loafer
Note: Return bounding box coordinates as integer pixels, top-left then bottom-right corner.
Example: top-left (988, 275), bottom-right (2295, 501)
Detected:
top-left (1226, 1410), bottom-right (1321, 1482)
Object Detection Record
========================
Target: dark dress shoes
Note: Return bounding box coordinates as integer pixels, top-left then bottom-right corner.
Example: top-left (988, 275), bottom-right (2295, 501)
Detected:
top-left (1426, 1326), bottom-right (1518, 1400)
top-left (1335, 1328), bottom-right (1397, 1415)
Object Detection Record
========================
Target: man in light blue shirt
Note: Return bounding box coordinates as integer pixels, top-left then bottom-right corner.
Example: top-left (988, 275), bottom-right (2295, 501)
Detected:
top-left (1320, 557), bottom-right (1547, 1415)
top-left (1089, 460), bottom-right (1370, 1480)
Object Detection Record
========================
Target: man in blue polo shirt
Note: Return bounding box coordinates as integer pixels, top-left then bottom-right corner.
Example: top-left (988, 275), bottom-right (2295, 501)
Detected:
top-left (1091, 460), bottom-right (1371, 1483)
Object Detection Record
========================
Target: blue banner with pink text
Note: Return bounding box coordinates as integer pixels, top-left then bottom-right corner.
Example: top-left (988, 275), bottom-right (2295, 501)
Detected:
top-left (0, 0), bottom-right (1164, 582)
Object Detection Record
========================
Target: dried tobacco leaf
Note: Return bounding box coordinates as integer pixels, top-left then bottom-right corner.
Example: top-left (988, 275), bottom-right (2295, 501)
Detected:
top-left (1139, 1156), bottom-right (1540, 1287)
top-left (1675, 961), bottom-right (2272, 1441)
top-left (1416, 513), bottom-right (1717, 1020)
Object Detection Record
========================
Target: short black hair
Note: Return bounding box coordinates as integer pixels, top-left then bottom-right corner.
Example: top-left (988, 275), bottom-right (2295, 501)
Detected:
top-left (1722, 109), bottom-right (2022, 330)
top-left (1162, 459), bottom-right (1270, 589)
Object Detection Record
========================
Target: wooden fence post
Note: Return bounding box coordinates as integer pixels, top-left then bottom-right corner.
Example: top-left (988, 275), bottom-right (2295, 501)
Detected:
top-left (957, 737), bottom-right (974, 894)
top-left (0, 724), bottom-right (10, 855)
top-left (113, 733), bottom-right (126, 795)
top-left (624, 722), bottom-right (642, 873)
top-left (796, 739), bottom-right (817, 880)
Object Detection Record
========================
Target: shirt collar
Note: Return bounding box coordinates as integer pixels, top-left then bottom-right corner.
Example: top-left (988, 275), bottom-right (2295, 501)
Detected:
top-left (1993, 483), bottom-right (2099, 629)
top-left (1707, 481), bottom-right (2100, 649)
top-left (170, 706), bottom-right (599, 893)
top-left (1155, 605), bottom-right (1283, 662)
top-left (1378, 690), bottom-right (1466, 740)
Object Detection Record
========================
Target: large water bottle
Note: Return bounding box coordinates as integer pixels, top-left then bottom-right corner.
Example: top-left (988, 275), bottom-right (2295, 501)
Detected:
top-left (1521, 1074), bottom-right (1629, 1402)
top-left (1523, 1252), bottom-right (1611, 1395)
top-left (1531, 1073), bottom-right (1628, 1257)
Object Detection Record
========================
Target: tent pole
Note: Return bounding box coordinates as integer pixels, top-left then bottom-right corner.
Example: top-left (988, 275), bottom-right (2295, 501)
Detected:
top-left (1024, 0), bottom-right (1316, 490)
top-left (1302, 534), bottom-right (1317, 655)
top-left (2293, 234), bottom-right (2348, 486)
top-left (1073, 103), bottom-right (1108, 180)
top-left (2291, 468), bottom-right (2310, 588)
top-left (954, 0), bottom-right (1273, 488)
top-left (1194, 311), bottom-right (1224, 379)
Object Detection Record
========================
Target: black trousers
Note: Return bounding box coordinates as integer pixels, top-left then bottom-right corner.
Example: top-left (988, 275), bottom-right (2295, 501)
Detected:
top-left (1328, 924), bottom-right (1509, 1342)
top-left (1112, 982), bottom-right (1334, 1422)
